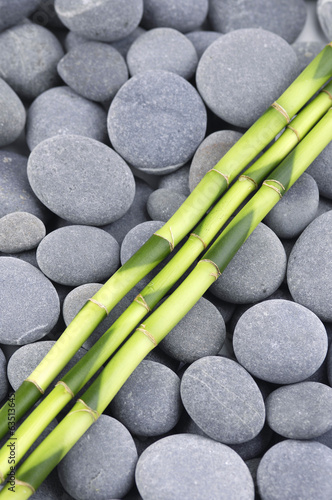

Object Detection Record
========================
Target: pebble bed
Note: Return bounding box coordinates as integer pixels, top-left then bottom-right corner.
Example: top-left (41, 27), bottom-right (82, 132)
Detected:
top-left (0, 1), bottom-right (331, 499)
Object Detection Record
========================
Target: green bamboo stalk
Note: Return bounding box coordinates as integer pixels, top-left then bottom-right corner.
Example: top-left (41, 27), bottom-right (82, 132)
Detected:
top-left (3, 106), bottom-right (332, 500)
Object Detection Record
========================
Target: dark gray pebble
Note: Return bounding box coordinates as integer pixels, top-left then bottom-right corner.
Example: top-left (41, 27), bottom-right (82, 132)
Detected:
top-left (0, 348), bottom-right (8, 401)
top-left (0, 257), bottom-right (60, 345)
top-left (186, 30), bottom-right (222, 60)
top-left (28, 135), bottom-right (135, 226)
top-left (317, 0), bottom-right (332, 41)
top-left (31, 0), bottom-right (64, 28)
top-left (229, 424), bottom-right (274, 461)
top-left (147, 188), bottom-right (187, 222)
top-left (292, 40), bottom-right (326, 72)
top-left (0, 212), bottom-right (45, 253)
top-left (158, 164), bottom-right (190, 197)
top-left (36, 225), bottom-right (120, 286)
top-left (204, 291), bottom-right (236, 324)
top-left (144, 347), bottom-right (179, 372)
top-left (0, 78), bottom-right (25, 147)
top-left (307, 140), bottom-right (332, 199)
top-left (142, 0), bottom-right (209, 33)
top-left (233, 299), bottom-right (328, 384)
top-left (136, 434), bottom-right (254, 499)
top-left (180, 356), bottom-right (265, 444)
top-left (108, 70), bottom-right (207, 174)
top-left (317, 197), bottom-right (332, 217)
top-left (0, 0), bottom-right (40, 32)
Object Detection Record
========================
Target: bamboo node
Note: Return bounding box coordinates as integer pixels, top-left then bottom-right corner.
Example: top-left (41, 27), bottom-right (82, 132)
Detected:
top-left (208, 169), bottom-right (229, 188)
top-left (88, 298), bottom-right (109, 316)
top-left (190, 233), bottom-right (207, 249)
top-left (199, 259), bottom-right (222, 281)
top-left (322, 89), bottom-right (332, 100)
top-left (68, 399), bottom-right (99, 422)
top-left (262, 179), bottom-right (285, 199)
top-left (136, 324), bottom-right (158, 347)
top-left (154, 226), bottom-right (174, 252)
top-left (24, 378), bottom-right (44, 394)
top-left (271, 101), bottom-right (290, 123)
top-left (0, 470), bottom-right (4, 483)
top-left (328, 42), bottom-right (332, 47)
top-left (56, 380), bottom-right (75, 399)
top-left (238, 175), bottom-right (258, 188)
top-left (286, 125), bottom-right (301, 143)
top-left (134, 294), bottom-right (151, 312)
top-left (15, 480), bottom-right (35, 494)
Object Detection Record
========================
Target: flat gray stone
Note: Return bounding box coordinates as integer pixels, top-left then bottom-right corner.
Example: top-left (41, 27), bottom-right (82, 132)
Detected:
top-left (108, 70), bottom-right (207, 174)
top-left (318, 0), bottom-right (332, 40)
top-left (180, 356), bottom-right (265, 444)
top-left (142, 0), bottom-right (209, 33)
top-left (27, 135), bottom-right (135, 226)
top-left (0, 0), bottom-right (40, 32)
top-left (26, 86), bottom-right (107, 151)
top-left (36, 225), bottom-right (120, 286)
top-left (233, 299), bottom-right (328, 384)
top-left (307, 140), bottom-right (332, 199)
top-left (0, 212), bottom-right (45, 253)
top-left (186, 30), bottom-right (222, 59)
top-left (196, 29), bottom-right (299, 128)
top-left (287, 211), bottom-right (332, 321)
top-left (0, 348), bottom-right (8, 401)
top-left (147, 188), bottom-right (187, 222)
top-left (0, 78), bottom-right (25, 147)
top-left (0, 257), bottom-right (60, 345)
top-left (158, 164), bottom-right (190, 196)
top-left (292, 40), bottom-right (326, 72)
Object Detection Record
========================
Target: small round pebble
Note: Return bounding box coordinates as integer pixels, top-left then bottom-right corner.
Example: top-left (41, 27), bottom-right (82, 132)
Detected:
top-left (186, 31), bottom-right (222, 60)
top-left (209, 223), bottom-right (286, 304)
top-left (142, 0), bottom-right (209, 33)
top-left (233, 299), bottom-right (328, 384)
top-left (196, 29), bottom-right (299, 128)
top-left (27, 135), bottom-right (135, 226)
top-left (36, 226), bottom-right (120, 286)
top-left (136, 434), bottom-right (254, 499)
top-left (158, 164), bottom-right (190, 197)
top-left (0, 348), bottom-right (8, 401)
top-left (180, 356), bottom-right (265, 444)
top-left (0, 212), bottom-right (45, 253)
top-left (57, 415), bottom-right (138, 500)
top-left (127, 28), bottom-right (198, 80)
top-left (147, 188), bottom-right (187, 222)
top-left (26, 86), bottom-right (107, 151)
top-left (257, 440), bottom-right (332, 500)
top-left (57, 42), bottom-right (128, 102)
top-left (307, 140), bottom-right (332, 199)
top-left (55, 0), bottom-right (143, 42)
top-left (0, 257), bottom-right (60, 345)
top-left (292, 40), bottom-right (326, 72)
top-left (0, 23), bottom-right (64, 100)
top-left (0, 78), bottom-right (25, 147)
top-left (108, 70), bottom-right (207, 175)
top-left (109, 360), bottom-right (182, 436)
top-left (317, 0), bottom-right (332, 40)
top-left (0, 0), bottom-right (40, 32)
top-left (287, 211), bottom-right (332, 321)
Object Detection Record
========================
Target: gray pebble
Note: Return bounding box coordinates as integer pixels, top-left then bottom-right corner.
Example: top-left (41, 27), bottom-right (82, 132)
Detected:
top-left (110, 27), bottom-right (146, 57)
top-left (0, 0), bottom-right (40, 32)
top-left (180, 356), bottom-right (265, 444)
top-left (136, 434), bottom-right (254, 500)
top-left (147, 188), bottom-right (187, 222)
top-left (159, 297), bottom-right (226, 363)
top-left (64, 31), bottom-right (90, 52)
top-left (196, 29), bottom-right (299, 128)
top-left (0, 257), bottom-right (60, 345)
top-left (0, 78), bottom-right (25, 148)
top-left (127, 28), bottom-right (198, 80)
top-left (58, 415), bottom-right (138, 500)
top-left (312, 425), bottom-right (332, 450)
top-left (36, 225), bottom-right (120, 286)
top-left (142, 0), bottom-right (209, 33)
top-left (186, 30), bottom-right (222, 59)
top-left (292, 40), bottom-right (326, 72)
top-left (120, 220), bottom-right (163, 266)
top-left (26, 86), bottom-right (107, 151)
top-left (108, 70), bottom-right (207, 175)
top-left (328, 345), bottom-right (332, 386)
top-left (287, 211), bottom-right (332, 321)
top-left (0, 23), bottom-right (63, 101)
top-left (0, 348), bottom-right (8, 401)
top-left (257, 440), bottom-right (332, 500)
top-left (144, 347), bottom-right (179, 372)
top-left (233, 299), bottom-right (328, 384)
top-left (229, 424), bottom-right (274, 462)
top-left (158, 164), bottom-right (190, 197)
top-left (27, 135), bottom-right (135, 226)
top-left (210, 223), bottom-right (286, 304)
top-left (57, 42), bottom-right (128, 102)
top-left (0, 249), bottom-right (38, 269)
top-left (109, 360), bottom-right (182, 436)
top-left (317, 0), bottom-right (332, 40)
top-left (307, 140), bottom-right (332, 199)
top-left (55, 0), bottom-right (143, 43)
top-left (0, 212), bottom-right (45, 253)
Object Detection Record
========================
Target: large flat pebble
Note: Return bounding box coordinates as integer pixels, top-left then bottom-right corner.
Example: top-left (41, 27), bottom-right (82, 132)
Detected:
top-left (0, 212), bottom-right (45, 253)
top-left (0, 78), bottom-right (25, 148)
top-left (142, 0), bottom-right (209, 33)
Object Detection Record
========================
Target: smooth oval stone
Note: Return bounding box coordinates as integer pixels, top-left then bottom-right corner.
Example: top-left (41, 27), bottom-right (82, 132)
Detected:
top-left (28, 135), bottom-right (135, 226)
top-left (0, 212), bottom-right (46, 253)
top-left (318, 0), bottom-right (332, 40)
top-left (0, 0), bottom-right (40, 32)
top-left (36, 226), bottom-right (120, 286)
top-left (210, 223), bottom-right (286, 304)
top-left (180, 356), bottom-right (265, 444)
top-left (147, 188), bottom-right (187, 222)
top-left (186, 31), bottom-right (222, 60)
top-left (292, 40), bottom-right (326, 72)
top-left (0, 348), bottom-right (8, 401)
top-left (196, 29), bottom-right (299, 128)
top-left (233, 299), bottom-right (328, 384)
top-left (142, 0), bottom-right (209, 33)
top-left (57, 42), bottom-right (128, 102)
top-left (109, 360), bottom-right (182, 436)
top-left (307, 140), bottom-right (332, 199)
top-left (266, 382), bottom-right (332, 439)
top-left (0, 23), bottom-right (63, 100)
top-left (0, 257), bottom-right (60, 345)
top-left (108, 70), bottom-right (207, 174)
top-left (158, 164), bottom-right (190, 197)
top-left (0, 78), bottom-right (25, 147)
top-left (159, 297), bottom-right (226, 363)
top-left (58, 415), bottom-right (137, 500)
top-left (287, 211), bottom-right (332, 321)
top-left (26, 86), bottom-right (107, 151)
top-left (136, 434), bottom-right (254, 499)
top-left (55, 0), bottom-right (143, 42)
top-left (127, 28), bottom-right (198, 80)
top-left (257, 440), bottom-right (332, 500)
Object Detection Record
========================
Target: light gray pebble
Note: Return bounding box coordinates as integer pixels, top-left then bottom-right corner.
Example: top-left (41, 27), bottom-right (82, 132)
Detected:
top-left (233, 299), bottom-right (328, 384)
top-left (317, 0), bottom-right (332, 40)
top-left (27, 135), bottom-right (135, 226)
top-left (0, 212), bottom-right (45, 253)
top-left (0, 23), bottom-right (63, 100)
top-left (58, 415), bottom-right (138, 500)
top-left (292, 40), bottom-right (326, 72)
top-left (0, 257), bottom-right (60, 345)
top-left (64, 31), bottom-right (90, 52)
top-left (110, 27), bottom-right (146, 57)
top-left (0, 348), bottom-right (8, 401)
top-left (57, 42), bottom-right (128, 102)
top-left (257, 440), bottom-right (332, 500)
top-left (109, 360), bottom-right (182, 436)
top-left (180, 356), bottom-right (265, 444)
top-left (127, 28), bottom-right (198, 80)
top-left (158, 164), bottom-right (190, 197)
top-left (136, 434), bottom-right (254, 500)
top-left (0, 78), bottom-right (25, 148)
top-left (196, 29), bottom-right (299, 128)
top-left (210, 223), bottom-right (286, 304)
top-left (36, 225), bottom-right (120, 286)
top-left (0, 0), bottom-right (40, 32)
top-left (307, 140), bottom-right (332, 199)
top-left (312, 425), bottom-right (332, 450)
top-left (147, 188), bottom-right (187, 222)
top-left (186, 30), bottom-right (222, 59)
top-left (287, 211), bottom-right (332, 321)
top-left (142, 0), bottom-right (209, 33)
top-left (26, 87), bottom-right (107, 152)
top-left (55, 0), bottom-right (143, 43)
top-left (108, 70), bottom-right (207, 175)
